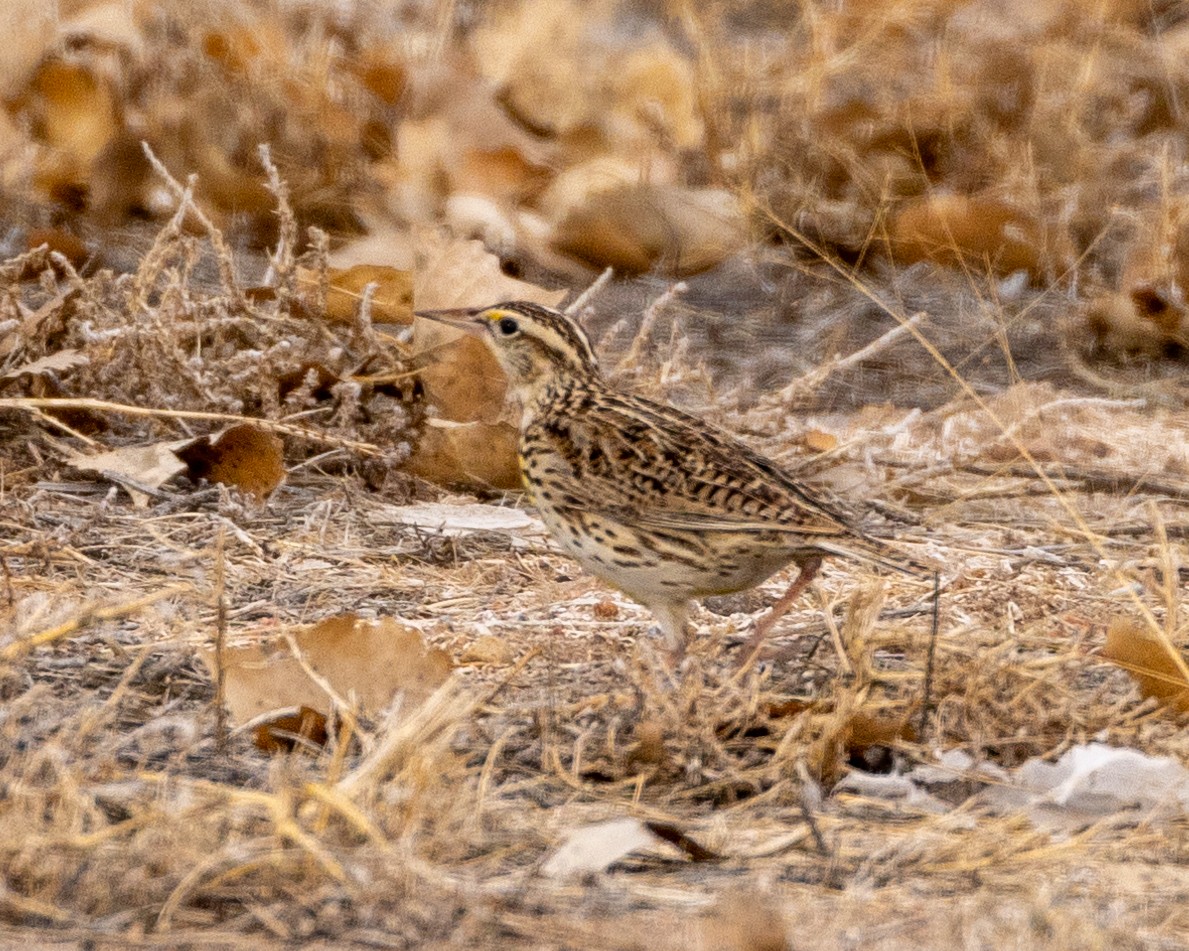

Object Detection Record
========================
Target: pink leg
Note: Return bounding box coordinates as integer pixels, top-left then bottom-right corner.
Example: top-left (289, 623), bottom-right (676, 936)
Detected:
top-left (738, 556), bottom-right (822, 667)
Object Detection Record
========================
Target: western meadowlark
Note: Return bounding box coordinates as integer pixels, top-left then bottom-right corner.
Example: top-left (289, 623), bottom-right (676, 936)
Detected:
top-left (416, 301), bottom-right (926, 663)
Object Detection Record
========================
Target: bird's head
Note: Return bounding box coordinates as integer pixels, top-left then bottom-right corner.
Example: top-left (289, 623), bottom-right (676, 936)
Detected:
top-left (415, 301), bottom-right (600, 399)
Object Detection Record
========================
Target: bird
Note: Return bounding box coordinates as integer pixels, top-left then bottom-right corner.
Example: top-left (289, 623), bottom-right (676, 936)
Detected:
top-left (415, 300), bottom-right (927, 664)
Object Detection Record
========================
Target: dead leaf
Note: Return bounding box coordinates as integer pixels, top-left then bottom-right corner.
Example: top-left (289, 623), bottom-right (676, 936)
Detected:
top-left (176, 423), bottom-right (285, 500)
top-left (471, 0), bottom-right (592, 138)
top-left (625, 719), bottom-right (667, 770)
top-left (548, 183), bottom-right (745, 275)
top-left (609, 42), bottom-right (703, 152)
top-left (24, 227), bottom-right (90, 273)
top-left (22, 58), bottom-right (118, 166)
top-left (202, 614), bottom-right (453, 731)
top-left (765, 699), bottom-right (811, 719)
top-left (404, 419), bottom-right (522, 491)
top-left (201, 21), bottom-right (288, 77)
top-left (252, 706), bottom-right (329, 754)
top-left (540, 818), bottom-right (658, 879)
top-left (845, 710), bottom-right (916, 773)
top-left (348, 46), bottom-right (407, 106)
top-left (412, 327), bottom-right (510, 425)
top-left (300, 264), bottom-right (414, 326)
top-left (1, 348), bottom-right (88, 382)
top-left (797, 698), bottom-right (916, 787)
top-left (889, 193), bottom-right (1065, 280)
top-left (413, 231), bottom-right (566, 312)
top-left (60, 2), bottom-right (147, 55)
top-left (541, 817), bottom-right (717, 878)
top-left (327, 223), bottom-right (417, 271)
top-left (1102, 618), bottom-right (1189, 712)
top-left (382, 501), bottom-right (544, 536)
top-left (405, 234), bottom-right (565, 488)
top-left (454, 146), bottom-right (551, 204)
top-left (0, 0), bottom-right (56, 100)
top-left (66, 439), bottom-right (189, 506)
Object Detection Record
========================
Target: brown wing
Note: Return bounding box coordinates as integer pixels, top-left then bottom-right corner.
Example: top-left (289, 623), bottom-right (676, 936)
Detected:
top-left (524, 387), bottom-right (859, 537)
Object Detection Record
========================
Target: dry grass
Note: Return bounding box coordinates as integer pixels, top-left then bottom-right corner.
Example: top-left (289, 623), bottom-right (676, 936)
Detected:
top-left (2, 1), bottom-right (1189, 949)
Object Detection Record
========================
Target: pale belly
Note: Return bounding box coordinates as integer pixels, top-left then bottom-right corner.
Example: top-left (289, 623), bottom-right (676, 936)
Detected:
top-left (534, 499), bottom-right (798, 606)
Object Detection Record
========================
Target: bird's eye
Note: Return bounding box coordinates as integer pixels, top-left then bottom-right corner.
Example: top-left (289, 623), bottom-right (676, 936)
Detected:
top-left (496, 317), bottom-right (520, 336)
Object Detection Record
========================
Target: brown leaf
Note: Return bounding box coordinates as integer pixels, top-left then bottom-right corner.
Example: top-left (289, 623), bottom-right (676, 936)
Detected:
top-left (845, 710), bottom-right (916, 772)
top-left (301, 264), bottom-right (415, 326)
top-left (549, 182), bottom-right (745, 276)
top-left (414, 329), bottom-right (509, 425)
top-left (471, 0), bottom-right (591, 138)
top-left (24, 228), bottom-right (90, 273)
top-left (177, 423), bottom-right (285, 501)
top-left (201, 21), bottom-right (288, 77)
top-left (1102, 618), bottom-right (1189, 712)
top-left (405, 235), bottom-right (564, 488)
top-left (404, 419), bottom-right (522, 491)
top-left (889, 193), bottom-right (1065, 279)
top-left (252, 706), bottom-right (329, 754)
top-left (202, 614), bottom-right (453, 728)
top-left (349, 47), bottom-right (407, 106)
top-left (625, 719), bottom-right (667, 770)
top-left (798, 700), bottom-right (916, 787)
top-left (22, 59), bottom-right (118, 166)
top-left (764, 699), bottom-right (811, 719)
top-left (454, 146), bottom-right (551, 203)
top-left (0, 1), bottom-right (56, 100)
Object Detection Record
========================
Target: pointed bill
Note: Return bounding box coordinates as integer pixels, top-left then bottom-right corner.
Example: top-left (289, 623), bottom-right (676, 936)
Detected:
top-left (414, 308), bottom-right (486, 333)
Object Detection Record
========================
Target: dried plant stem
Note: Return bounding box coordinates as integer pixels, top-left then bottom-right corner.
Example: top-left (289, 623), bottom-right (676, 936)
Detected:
top-left (757, 200), bottom-right (1176, 644)
top-left (259, 143), bottom-right (298, 302)
top-left (0, 585), bottom-right (190, 663)
top-left (280, 627), bottom-right (370, 754)
top-left (141, 141), bottom-right (248, 309)
top-left (565, 266), bottom-right (614, 316)
top-left (0, 397), bottom-right (383, 455)
top-left (772, 311), bottom-right (927, 406)
top-left (213, 526), bottom-right (228, 755)
top-left (339, 679), bottom-right (475, 795)
top-left (614, 281), bottom-right (688, 375)
top-left (917, 571), bottom-right (942, 740)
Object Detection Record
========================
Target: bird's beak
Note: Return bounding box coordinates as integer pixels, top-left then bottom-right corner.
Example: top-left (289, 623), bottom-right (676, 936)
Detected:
top-left (414, 307), bottom-right (486, 334)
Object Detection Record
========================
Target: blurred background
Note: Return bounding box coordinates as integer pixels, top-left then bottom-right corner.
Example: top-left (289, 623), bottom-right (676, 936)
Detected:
top-left (2, 0), bottom-right (1186, 413)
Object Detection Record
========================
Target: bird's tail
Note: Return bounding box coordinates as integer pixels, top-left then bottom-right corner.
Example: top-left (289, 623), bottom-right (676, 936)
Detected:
top-left (817, 532), bottom-right (937, 579)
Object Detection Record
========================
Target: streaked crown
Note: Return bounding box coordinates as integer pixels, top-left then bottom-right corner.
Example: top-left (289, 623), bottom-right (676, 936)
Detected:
top-left (468, 301), bottom-right (601, 393)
